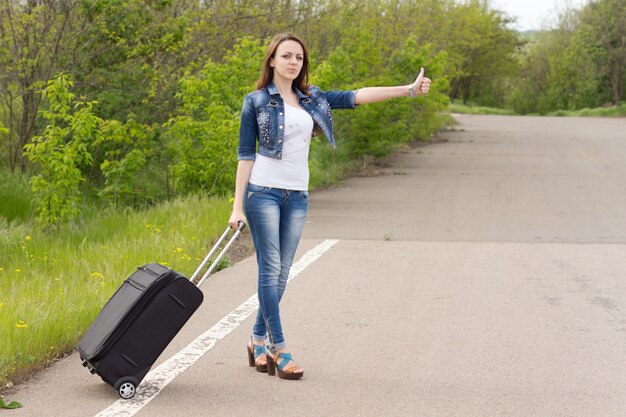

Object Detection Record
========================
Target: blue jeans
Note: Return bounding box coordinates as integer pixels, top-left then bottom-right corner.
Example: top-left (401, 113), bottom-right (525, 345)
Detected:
top-left (244, 183), bottom-right (308, 349)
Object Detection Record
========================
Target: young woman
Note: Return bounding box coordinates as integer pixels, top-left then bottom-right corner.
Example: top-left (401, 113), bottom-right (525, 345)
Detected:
top-left (229, 33), bottom-right (431, 380)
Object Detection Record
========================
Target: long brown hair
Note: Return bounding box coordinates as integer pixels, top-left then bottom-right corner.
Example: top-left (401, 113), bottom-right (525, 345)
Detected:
top-left (256, 33), bottom-right (310, 94)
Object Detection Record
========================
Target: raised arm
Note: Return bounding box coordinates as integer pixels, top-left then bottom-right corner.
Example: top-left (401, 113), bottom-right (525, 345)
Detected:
top-left (355, 67), bottom-right (431, 105)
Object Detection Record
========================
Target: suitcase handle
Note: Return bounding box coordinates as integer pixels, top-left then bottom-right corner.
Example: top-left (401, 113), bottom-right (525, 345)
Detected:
top-left (190, 222), bottom-right (246, 288)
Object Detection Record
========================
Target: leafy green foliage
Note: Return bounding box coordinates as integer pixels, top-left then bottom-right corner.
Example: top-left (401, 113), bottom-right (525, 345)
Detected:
top-left (7, 0), bottom-right (604, 220)
top-left (23, 74), bottom-right (100, 227)
top-left (506, 0), bottom-right (626, 113)
top-left (0, 397), bottom-right (22, 409)
top-left (0, 0), bottom-right (77, 172)
top-left (314, 34), bottom-right (449, 161)
top-left (71, 0), bottom-right (193, 124)
top-left (97, 118), bottom-right (149, 208)
top-left (165, 38), bottom-right (264, 196)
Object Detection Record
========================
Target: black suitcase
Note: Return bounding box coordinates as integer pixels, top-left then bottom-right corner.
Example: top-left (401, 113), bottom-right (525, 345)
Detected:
top-left (78, 223), bottom-right (244, 399)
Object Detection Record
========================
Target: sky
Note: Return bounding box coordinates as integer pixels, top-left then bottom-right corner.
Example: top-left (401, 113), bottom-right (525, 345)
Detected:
top-left (491, 0), bottom-right (589, 31)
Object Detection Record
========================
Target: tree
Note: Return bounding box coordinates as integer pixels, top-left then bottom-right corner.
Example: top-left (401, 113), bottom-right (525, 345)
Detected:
top-left (96, 118), bottom-right (149, 208)
top-left (69, 0), bottom-right (197, 124)
top-left (506, 0), bottom-right (625, 113)
top-left (165, 37), bottom-right (264, 195)
top-left (23, 74), bottom-right (100, 227)
top-left (578, 0), bottom-right (626, 106)
top-left (0, 0), bottom-right (79, 172)
top-left (444, 0), bottom-right (521, 106)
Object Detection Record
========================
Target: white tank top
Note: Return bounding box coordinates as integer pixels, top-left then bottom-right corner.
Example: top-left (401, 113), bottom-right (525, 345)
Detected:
top-left (249, 103), bottom-right (314, 191)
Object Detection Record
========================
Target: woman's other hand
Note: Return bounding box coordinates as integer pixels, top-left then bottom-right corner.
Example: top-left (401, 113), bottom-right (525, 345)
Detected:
top-left (229, 210), bottom-right (246, 230)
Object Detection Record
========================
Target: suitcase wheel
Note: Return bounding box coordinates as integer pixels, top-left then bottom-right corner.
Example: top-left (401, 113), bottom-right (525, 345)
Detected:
top-left (117, 380), bottom-right (137, 399)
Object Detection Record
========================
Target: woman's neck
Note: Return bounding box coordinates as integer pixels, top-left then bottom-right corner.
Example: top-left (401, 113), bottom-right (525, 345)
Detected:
top-left (272, 77), bottom-right (294, 98)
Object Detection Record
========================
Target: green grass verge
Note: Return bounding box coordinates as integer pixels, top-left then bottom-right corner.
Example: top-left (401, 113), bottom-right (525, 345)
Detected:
top-left (449, 101), bottom-right (626, 117)
top-left (309, 140), bottom-right (359, 189)
top-left (448, 102), bottom-right (518, 115)
top-left (546, 105), bottom-right (626, 117)
top-left (0, 195), bottom-right (232, 388)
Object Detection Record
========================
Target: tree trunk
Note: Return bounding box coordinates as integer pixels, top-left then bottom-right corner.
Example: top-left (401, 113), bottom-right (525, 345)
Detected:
top-left (612, 66), bottom-right (623, 107)
top-left (17, 89), bottom-right (39, 172)
top-left (462, 77), bottom-right (472, 105)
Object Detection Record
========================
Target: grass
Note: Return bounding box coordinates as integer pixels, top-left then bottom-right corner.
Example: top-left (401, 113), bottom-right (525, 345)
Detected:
top-left (450, 100), bottom-right (626, 118)
top-left (546, 104), bottom-right (626, 117)
top-left (449, 102), bottom-right (518, 115)
top-left (0, 194), bottom-right (233, 389)
top-left (308, 140), bottom-right (359, 189)
top-left (0, 169), bottom-right (33, 223)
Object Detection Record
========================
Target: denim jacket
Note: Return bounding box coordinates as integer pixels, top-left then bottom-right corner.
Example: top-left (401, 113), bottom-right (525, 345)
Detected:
top-left (238, 81), bottom-right (357, 161)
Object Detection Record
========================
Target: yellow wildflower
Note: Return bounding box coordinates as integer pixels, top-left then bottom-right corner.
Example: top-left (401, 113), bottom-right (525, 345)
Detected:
top-left (16, 321), bottom-right (27, 329)
top-left (90, 272), bottom-right (104, 280)
top-left (229, 197), bottom-right (235, 204)
top-left (182, 254), bottom-right (191, 261)
top-left (174, 247), bottom-right (185, 253)
top-left (24, 235), bottom-right (32, 241)
top-left (15, 269), bottom-right (21, 273)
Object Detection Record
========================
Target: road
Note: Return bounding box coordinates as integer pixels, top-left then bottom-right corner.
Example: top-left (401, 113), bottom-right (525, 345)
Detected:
top-left (6, 114), bottom-right (626, 417)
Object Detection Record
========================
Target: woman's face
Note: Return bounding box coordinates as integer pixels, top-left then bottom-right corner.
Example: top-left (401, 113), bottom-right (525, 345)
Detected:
top-left (270, 40), bottom-right (304, 84)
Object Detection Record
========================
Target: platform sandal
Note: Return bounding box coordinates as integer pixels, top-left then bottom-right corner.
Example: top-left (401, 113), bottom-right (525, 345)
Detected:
top-left (266, 351), bottom-right (304, 380)
top-left (247, 337), bottom-right (268, 372)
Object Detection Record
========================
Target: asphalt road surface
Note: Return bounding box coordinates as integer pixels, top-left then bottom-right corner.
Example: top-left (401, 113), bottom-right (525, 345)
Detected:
top-left (6, 114), bottom-right (626, 417)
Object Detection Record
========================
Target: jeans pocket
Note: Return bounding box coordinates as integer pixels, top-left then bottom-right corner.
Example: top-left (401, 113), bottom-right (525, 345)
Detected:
top-left (247, 183), bottom-right (271, 199)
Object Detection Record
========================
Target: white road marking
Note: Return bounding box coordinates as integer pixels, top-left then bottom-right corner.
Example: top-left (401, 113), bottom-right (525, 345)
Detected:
top-left (94, 239), bottom-right (339, 417)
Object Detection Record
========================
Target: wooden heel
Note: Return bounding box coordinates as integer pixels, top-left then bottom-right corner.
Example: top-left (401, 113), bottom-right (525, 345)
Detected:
top-left (247, 338), bottom-right (268, 372)
top-left (267, 351), bottom-right (303, 380)
top-left (267, 354), bottom-right (276, 376)
top-left (247, 346), bottom-right (255, 367)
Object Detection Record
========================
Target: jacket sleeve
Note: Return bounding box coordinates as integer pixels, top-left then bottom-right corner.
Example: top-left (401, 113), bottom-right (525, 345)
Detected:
top-left (322, 89), bottom-right (358, 109)
top-left (237, 95), bottom-right (258, 161)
